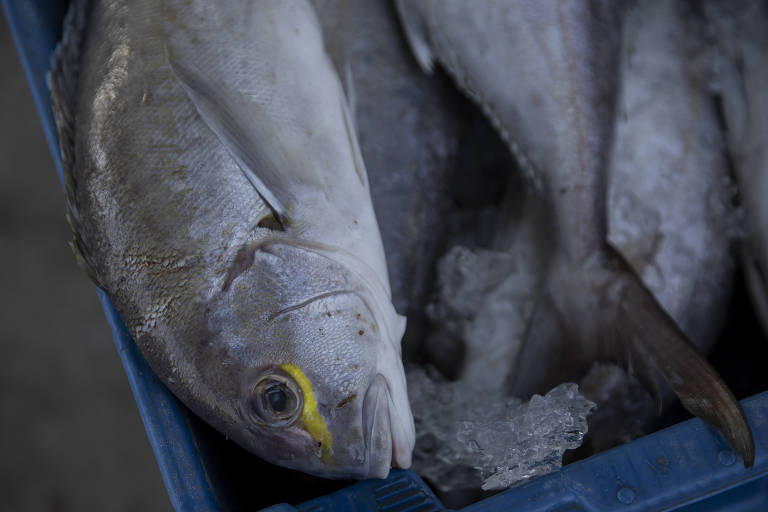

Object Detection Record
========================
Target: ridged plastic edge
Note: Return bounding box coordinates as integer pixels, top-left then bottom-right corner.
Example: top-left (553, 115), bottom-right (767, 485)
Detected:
top-left (461, 392), bottom-right (768, 512)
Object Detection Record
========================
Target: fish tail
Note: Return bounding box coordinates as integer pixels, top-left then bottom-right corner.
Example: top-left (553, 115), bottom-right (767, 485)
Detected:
top-left (614, 275), bottom-right (755, 467)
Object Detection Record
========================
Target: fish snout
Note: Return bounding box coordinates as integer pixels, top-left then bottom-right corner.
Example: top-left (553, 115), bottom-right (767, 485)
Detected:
top-left (362, 374), bottom-right (413, 479)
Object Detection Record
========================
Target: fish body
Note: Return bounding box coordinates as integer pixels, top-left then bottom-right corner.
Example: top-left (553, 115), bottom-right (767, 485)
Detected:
top-left (608, 0), bottom-right (735, 351)
top-left (52, 0), bottom-right (414, 479)
top-left (396, 0), bottom-right (624, 390)
top-left (397, 0), bottom-right (621, 256)
top-left (396, 0), bottom-right (753, 464)
top-left (705, 0), bottom-right (768, 335)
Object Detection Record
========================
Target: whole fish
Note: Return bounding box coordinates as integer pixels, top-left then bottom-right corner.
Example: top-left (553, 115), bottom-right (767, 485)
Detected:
top-left (704, 0), bottom-right (768, 338)
top-left (51, 0), bottom-right (414, 479)
top-left (395, 0), bottom-right (754, 464)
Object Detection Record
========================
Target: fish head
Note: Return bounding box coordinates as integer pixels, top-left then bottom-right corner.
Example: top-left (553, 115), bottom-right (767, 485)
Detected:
top-left (205, 240), bottom-right (414, 479)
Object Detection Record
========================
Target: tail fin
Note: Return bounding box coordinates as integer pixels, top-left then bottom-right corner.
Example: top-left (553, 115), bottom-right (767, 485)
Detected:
top-left (615, 277), bottom-right (755, 466)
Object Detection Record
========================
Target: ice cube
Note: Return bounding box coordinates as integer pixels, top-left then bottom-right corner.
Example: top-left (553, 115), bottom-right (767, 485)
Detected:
top-left (407, 365), bottom-right (595, 492)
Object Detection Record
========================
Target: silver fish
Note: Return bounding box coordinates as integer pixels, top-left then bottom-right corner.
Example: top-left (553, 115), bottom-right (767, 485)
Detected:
top-left (608, 0), bottom-right (736, 358)
top-left (705, 0), bottom-right (768, 338)
top-left (395, 0), bottom-right (753, 464)
top-left (51, 0), bottom-right (414, 479)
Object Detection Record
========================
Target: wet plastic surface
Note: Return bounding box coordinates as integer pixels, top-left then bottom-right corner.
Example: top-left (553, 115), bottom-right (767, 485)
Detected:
top-left (3, 0), bottom-right (767, 510)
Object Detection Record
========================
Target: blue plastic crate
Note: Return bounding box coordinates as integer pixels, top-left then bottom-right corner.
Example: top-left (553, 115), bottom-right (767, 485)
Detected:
top-left (3, 1), bottom-right (767, 510)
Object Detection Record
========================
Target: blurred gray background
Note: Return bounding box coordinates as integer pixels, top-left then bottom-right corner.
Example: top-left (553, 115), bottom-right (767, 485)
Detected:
top-left (0, 15), bottom-right (171, 512)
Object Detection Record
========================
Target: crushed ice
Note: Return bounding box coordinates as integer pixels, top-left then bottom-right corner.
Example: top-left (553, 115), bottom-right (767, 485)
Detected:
top-left (407, 365), bottom-right (596, 491)
top-left (408, 244), bottom-right (596, 491)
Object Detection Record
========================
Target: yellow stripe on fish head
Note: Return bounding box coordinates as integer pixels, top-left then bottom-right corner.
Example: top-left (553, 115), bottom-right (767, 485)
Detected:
top-left (280, 363), bottom-right (333, 463)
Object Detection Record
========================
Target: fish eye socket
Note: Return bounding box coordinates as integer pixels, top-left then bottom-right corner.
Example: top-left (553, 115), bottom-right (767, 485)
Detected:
top-left (257, 212), bottom-right (284, 231)
top-left (250, 371), bottom-right (302, 427)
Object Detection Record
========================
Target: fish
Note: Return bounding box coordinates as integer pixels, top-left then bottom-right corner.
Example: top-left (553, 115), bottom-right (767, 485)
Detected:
top-left (704, 0), bottom-right (768, 339)
top-left (607, 0), bottom-right (736, 353)
top-left (395, 0), bottom-right (754, 465)
top-left (50, 0), bottom-right (414, 479)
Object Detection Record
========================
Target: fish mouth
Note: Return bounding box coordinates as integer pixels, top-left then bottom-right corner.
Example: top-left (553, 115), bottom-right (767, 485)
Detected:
top-left (362, 374), bottom-right (412, 479)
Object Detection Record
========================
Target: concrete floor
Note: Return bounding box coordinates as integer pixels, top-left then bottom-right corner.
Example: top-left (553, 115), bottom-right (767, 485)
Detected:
top-left (0, 16), bottom-right (171, 512)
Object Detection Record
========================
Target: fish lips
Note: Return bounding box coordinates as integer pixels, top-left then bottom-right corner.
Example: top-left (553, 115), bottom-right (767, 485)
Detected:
top-left (362, 374), bottom-right (413, 479)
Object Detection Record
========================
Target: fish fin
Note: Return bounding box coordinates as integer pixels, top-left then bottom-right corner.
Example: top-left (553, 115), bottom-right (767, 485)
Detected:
top-left (49, 0), bottom-right (104, 289)
top-left (622, 330), bottom-right (666, 416)
top-left (394, 314), bottom-right (407, 354)
top-left (506, 293), bottom-right (575, 398)
top-left (393, 0), bottom-right (435, 74)
top-left (342, 63), bottom-right (357, 124)
top-left (740, 243), bottom-right (768, 339)
top-left (68, 235), bottom-right (101, 286)
top-left (167, 48), bottom-right (315, 227)
top-left (339, 66), bottom-right (367, 187)
top-left (614, 277), bottom-right (755, 467)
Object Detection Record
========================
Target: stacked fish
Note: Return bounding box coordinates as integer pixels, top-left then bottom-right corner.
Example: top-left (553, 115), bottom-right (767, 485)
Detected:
top-left (50, 0), bottom-right (765, 487)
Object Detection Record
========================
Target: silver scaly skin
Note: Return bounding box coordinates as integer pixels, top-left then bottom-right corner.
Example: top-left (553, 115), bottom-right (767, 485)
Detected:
top-left (705, 0), bottom-right (768, 339)
top-left (51, 0), bottom-right (414, 479)
top-left (607, 0), bottom-right (736, 353)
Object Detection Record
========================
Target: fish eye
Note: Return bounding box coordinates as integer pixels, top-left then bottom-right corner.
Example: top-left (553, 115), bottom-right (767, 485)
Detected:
top-left (250, 371), bottom-right (302, 427)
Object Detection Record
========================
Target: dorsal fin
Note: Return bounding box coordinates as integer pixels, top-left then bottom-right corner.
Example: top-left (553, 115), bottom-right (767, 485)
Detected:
top-left (167, 48), bottom-right (325, 227)
top-left (49, 0), bottom-right (104, 289)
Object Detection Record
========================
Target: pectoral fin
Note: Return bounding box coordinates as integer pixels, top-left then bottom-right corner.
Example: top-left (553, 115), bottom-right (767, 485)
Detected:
top-left (615, 277), bottom-right (755, 467)
top-left (167, 48), bottom-right (318, 227)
